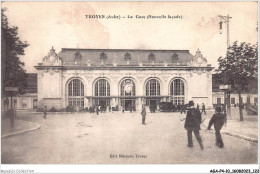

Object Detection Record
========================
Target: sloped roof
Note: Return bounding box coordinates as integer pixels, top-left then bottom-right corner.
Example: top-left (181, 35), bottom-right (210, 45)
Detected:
top-left (57, 48), bottom-right (194, 65)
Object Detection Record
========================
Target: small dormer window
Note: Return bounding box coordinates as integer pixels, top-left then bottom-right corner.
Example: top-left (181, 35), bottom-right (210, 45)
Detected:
top-left (172, 53), bottom-right (178, 62)
top-left (100, 52), bottom-right (107, 60)
top-left (148, 53), bottom-right (155, 62)
top-left (124, 53), bottom-right (131, 60)
top-left (75, 51), bottom-right (82, 61)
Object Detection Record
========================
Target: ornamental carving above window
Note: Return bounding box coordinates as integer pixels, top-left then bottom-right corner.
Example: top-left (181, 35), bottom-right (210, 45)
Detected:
top-left (148, 53), bottom-right (155, 62)
top-left (100, 52), bottom-right (107, 60)
top-left (124, 53), bottom-right (131, 60)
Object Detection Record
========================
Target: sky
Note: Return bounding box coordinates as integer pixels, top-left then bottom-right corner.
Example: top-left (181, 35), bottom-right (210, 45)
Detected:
top-left (2, 1), bottom-right (258, 73)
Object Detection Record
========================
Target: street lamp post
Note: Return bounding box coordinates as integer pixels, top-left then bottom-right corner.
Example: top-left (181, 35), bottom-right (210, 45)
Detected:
top-left (218, 14), bottom-right (232, 119)
top-left (218, 14), bottom-right (232, 48)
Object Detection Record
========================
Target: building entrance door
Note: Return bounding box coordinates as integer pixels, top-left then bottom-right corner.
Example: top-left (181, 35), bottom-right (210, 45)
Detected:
top-left (125, 100), bottom-right (132, 111)
top-left (99, 100), bottom-right (106, 111)
top-left (150, 100), bottom-right (157, 111)
top-left (95, 99), bottom-right (110, 112)
top-left (122, 99), bottom-right (136, 111)
top-left (33, 99), bottom-right (37, 109)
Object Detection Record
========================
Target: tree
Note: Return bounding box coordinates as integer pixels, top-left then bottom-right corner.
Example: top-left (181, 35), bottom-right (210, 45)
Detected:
top-left (1, 8), bottom-right (29, 96)
top-left (216, 41), bottom-right (258, 121)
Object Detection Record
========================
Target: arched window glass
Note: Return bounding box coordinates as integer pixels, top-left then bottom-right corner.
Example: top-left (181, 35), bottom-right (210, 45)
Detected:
top-left (68, 79), bottom-right (84, 107)
top-left (145, 79), bottom-right (160, 107)
top-left (146, 79), bottom-right (160, 96)
top-left (120, 79), bottom-right (135, 96)
top-left (170, 79), bottom-right (185, 105)
top-left (95, 79), bottom-right (110, 96)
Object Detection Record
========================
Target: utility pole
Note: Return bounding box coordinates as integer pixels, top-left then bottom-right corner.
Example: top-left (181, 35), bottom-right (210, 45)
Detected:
top-left (218, 14), bottom-right (232, 49)
top-left (218, 14), bottom-right (232, 119)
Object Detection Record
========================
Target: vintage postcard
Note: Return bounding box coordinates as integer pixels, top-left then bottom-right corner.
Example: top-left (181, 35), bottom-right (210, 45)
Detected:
top-left (1, 1), bottom-right (258, 173)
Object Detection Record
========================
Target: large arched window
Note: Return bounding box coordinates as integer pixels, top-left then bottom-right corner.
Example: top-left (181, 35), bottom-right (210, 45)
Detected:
top-left (145, 79), bottom-right (160, 107)
top-left (120, 79), bottom-right (136, 111)
top-left (95, 79), bottom-right (110, 96)
top-left (146, 79), bottom-right (160, 96)
top-left (68, 79), bottom-right (84, 107)
top-left (94, 79), bottom-right (110, 108)
top-left (120, 79), bottom-right (135, 96)
top-left (170, 79), bottom-right (185, 105)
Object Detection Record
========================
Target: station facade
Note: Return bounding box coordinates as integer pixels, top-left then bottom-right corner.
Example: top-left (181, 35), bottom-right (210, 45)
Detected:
top-left (35, 47), bottom-right (213, 111)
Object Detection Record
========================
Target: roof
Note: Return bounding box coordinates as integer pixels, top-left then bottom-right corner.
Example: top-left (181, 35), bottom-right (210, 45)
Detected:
top-left (57, 48), bottom-right (194, 66)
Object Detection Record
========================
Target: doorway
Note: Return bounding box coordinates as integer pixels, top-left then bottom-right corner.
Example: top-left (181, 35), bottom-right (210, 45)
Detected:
top-left (125, 100), bottom-right (132, 111)
top-left (121, 99), bottom-right (136, 111)
top-left (95, 99), bottom-right (110, 111)
top-left (33, 99), bottom-right (37, 109)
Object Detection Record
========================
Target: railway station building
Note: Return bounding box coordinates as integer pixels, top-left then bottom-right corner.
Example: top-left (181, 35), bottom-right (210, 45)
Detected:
top-left (34, 47), bottom-right (213, 111)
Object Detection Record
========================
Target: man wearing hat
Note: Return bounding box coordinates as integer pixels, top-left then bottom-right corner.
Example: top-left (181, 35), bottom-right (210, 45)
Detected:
top-left (43, 106), bottom-right (47, 119)
top-left (207, 107), bottom-right (226, 148)
top-left (184, 101), bottom-right (204, 150)
top-left (141, 105), bottom-right (146, 125)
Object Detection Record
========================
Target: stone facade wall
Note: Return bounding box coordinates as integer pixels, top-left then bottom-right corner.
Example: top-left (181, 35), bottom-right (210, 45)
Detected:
top-left (37, 68), bottom-right (213, 110)
top-left (35, 47), bottom-right (214, 111)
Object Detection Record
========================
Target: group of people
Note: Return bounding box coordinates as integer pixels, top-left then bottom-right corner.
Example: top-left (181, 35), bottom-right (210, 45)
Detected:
top-left (184, 101), bottom-right (226, 150)
top-left (141, 101), bottom-right (226, 149)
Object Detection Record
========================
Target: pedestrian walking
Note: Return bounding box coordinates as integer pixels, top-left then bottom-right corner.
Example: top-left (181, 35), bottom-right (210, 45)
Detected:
top-left (207, 107), bottom-right (226, 148)
top-left (197, 103), bottom-right (200, 110)
top-left (122, 106), bottom-right (125, 113)
top-left (184, 101), bottom-right (204, 150)
top-left (70, 105), bottom-right (74, 114)
top-left (141, 105), bottom-right (146, 125)
top-left (43, 106), bottom-right (47, 119)
top-left (96, 106), bottom-right (99, 115)
top-left (130, 104), bottom-right (132, 113)
top-left (201, 103), bottom-right (206, 114)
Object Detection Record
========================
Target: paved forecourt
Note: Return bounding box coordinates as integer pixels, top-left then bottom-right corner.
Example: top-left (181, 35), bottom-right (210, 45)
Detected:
top-left (1, 111), bottom-right (257, 164)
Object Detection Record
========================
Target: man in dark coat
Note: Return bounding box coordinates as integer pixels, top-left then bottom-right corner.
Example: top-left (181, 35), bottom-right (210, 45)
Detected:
top-left (201, 103), bottom-right (206, 114)
top-left (141, 105), bottom-right (146, 125)
top-left (184, 101), bottom-right (204, 150)
top-left (43, 106), bottom-right (47, 119)
top-left (207, 107), bottom-right (226, 148)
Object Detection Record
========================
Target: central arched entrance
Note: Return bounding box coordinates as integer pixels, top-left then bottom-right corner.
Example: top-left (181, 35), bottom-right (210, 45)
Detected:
top-left (94, 79), bottom-right (110, 111)
top-left (120, 79), bottom-right (136, 111)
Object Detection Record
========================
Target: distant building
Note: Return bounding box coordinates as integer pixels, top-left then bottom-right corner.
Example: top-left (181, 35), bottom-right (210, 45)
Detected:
top-left (34, 47), bottom-right (213, 111)
top-left (212, 74), bottom-right (258, 107)
top-left (2, 73), bottom-right (37, 112)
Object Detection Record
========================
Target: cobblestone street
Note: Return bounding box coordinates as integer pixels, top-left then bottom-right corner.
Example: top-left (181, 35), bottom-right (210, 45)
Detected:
top-left (1, 110), bottom-right (258, 164)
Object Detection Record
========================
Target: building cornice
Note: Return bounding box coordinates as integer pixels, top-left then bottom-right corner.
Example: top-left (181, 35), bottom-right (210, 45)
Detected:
top-left (34, 65), bottom-right (214, 71)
